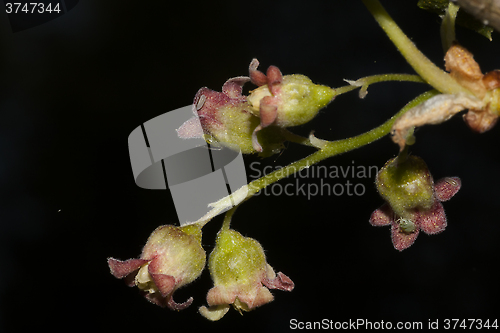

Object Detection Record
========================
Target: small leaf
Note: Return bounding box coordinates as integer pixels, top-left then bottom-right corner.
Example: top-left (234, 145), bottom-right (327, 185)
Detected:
top-left (457, 13), bottom-right (493, 41)
top-left (417, 0), bottom-right (450, 14)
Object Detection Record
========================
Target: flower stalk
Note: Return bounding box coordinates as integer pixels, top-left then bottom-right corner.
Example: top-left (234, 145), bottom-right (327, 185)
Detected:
top-left (245, 90), bottom-right (439, 198)
top-left (361, 0), bottom-right (471, 96)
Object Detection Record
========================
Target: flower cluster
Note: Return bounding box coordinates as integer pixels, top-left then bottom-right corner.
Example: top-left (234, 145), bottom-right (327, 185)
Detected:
top-left (177, 58), bottom-right (335, 155)
top-left (110, 58), bottom-right (342, 320)
top-left (108, 0), bottom-right (500, 323)
top-left (119, 13), bottom-right (497, 316)
top-left (108, 223), bottom-right (293, 320)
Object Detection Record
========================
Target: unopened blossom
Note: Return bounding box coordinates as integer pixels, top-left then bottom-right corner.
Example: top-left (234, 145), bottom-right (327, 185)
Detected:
top-left (370, 156), bottom-right (461, 251)
top-left (107, 224), bottom-right (206, 310)
top-left (199, 228), bottom-right (294, 321)
top-left (247, 59), bottom-right (335, 151)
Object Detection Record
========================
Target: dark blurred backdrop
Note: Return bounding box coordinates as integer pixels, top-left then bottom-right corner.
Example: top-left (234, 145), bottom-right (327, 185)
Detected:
top-left (1, 0), bottom-right (499, 331)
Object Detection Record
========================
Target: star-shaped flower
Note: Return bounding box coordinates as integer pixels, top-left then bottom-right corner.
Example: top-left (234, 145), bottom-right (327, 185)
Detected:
top-left (370, 176), bottom-right (461, 251)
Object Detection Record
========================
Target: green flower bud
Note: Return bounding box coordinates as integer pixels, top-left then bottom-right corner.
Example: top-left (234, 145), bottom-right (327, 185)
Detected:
top-left (375, 155), bottom-right (435, 218)
top-left (199, 228), bottom-right (294, 321)
top-left (247, 74), bottom-right (335, 128)
top-left (247, 58), bottom-right (335, 152)
top-left (209, 228), bottom-right (267, 288)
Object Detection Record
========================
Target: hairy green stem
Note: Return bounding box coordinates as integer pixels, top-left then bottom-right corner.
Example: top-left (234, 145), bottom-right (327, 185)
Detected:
top-left (245, 90), bottom-right (439, 197)
top-left (283, 73), bottom-right (427, 148)
top-left (281, 129), bottom-right (316, 147)
top-left (361, 0), bottom-right (471, 96)
top-left (441, 2), bottom-right (459, 53)
top-left (221, 206), bottom-right (236, 231)
top-left (335, 73), bottom-right (424, 97)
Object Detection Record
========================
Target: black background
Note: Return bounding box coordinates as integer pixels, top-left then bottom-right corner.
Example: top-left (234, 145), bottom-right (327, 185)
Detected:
top-left (1, 0), bottom-right (499, 331)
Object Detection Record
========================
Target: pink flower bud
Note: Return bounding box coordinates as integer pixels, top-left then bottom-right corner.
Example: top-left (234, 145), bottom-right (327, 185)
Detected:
top-left (108, 224), bottom-right (206, 310)
top-left (177, 76), bottom-right (285, 156)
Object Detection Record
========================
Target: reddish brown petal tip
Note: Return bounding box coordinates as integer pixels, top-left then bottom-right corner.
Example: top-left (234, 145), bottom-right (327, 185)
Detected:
top-left (222, 76), bottom-right (251, 98)
top-left (419, 202), bottom-right (447, 235)
top-left (107, 258), bottom-right (147, 279)
top-left (263, 272), bottom-right (295, 291)
top-left (149, 273), bottom-right (176, 297)
top-left (259, 97), bottom-right (278, 128)
top-left (391, 223), bottom-right (420, 251)
top-left (434, 177), bottom-right (461, 202)
top-left (369, 204), bottom-right (393, 227)
top-left (167, 295), bottom-right (194, 311)
top-left (249, 58), bottom-right (268, 86)
top-left (266, 65), bottom-right (283, 95)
